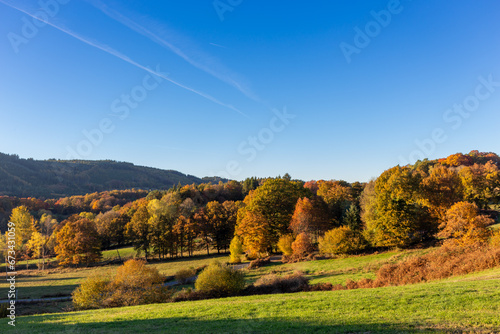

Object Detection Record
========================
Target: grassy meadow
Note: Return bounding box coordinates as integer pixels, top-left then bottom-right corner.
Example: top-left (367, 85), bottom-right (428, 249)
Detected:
top-left (2, 266), bottom-right (500, 333)
top-left (0, 250), bottom-right (229, 300)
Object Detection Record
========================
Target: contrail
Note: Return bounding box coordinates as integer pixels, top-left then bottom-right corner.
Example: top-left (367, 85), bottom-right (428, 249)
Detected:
top-left (87, 0), bottom-right (262, 103)
top-left (0, 0), bottom-right (248, 118)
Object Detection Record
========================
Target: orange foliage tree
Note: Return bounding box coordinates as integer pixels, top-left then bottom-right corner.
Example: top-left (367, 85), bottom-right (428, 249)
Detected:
top-left (289, 197), bottom-right (329, 241)
top-left (437, 201), bottom-right (493, 247)
top-left (55, 216), bottom-right (101, 266)
top-left (291, 232), bottom-right (313, 257)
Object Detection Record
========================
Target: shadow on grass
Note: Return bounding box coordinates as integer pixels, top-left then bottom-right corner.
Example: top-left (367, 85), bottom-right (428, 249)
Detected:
top-left (0, 284), bottom-right (79, 301)
top-left (5, 316), bottom-right (453, 334)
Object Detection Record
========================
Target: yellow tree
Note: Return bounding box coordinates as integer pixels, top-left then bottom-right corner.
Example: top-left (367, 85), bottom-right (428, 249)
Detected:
top-left (10, 206), bottom-right (35, 268)
top-left (236, 211), bottom-right (271, 258)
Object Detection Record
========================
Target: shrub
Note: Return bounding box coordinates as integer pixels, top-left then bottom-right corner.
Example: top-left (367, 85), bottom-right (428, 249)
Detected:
top-left (277, 234), bottom-right (294, 256)
top-left (292, 232), bottom-right (314, 257)
top-left (113, 259), bottom-right (164, 288)
top-left (195, 261), bottom-right (245, 296)
top-left (72, 274), bottom-right (112, 310)
top-left (248, 256), bottom-right (271, 269)
top-left (373, 244), bottom-right (500, 287)
top-left (72, 259), bottom-right (171, 310)
top-left (229, 236), bottom-right (244, 263)
top-left (318, 226), bottom-right (367, 255)
top-left (251, 272), bottom-right (309, 294)
top-left (175, 267), bottom-right (197, 284)
top-left (490, 229), bottom-right (500, 248)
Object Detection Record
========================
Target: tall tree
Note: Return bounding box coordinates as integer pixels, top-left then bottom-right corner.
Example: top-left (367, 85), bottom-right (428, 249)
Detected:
top-left (364, 166), bottom-right (434, 247)
top-left (236, 177), bottom-right (310, 253)
top-left (289, 197), bottom-right (329, 240)
top-left (55, 216), bottom-right (101, 266)
top-left (10, 206), bottom-right (35, 268)
top-left (421, 165), bottom-right (463, 221)
top-left (126, 206), bottom-right (151, 261)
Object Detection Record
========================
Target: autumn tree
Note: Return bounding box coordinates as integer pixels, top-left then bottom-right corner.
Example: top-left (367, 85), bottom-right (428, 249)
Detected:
top-left (236, 177), bottom-right (310, 254)
top-left (148, 195), bottom-right (179, 259)
top-left (27, 214), bottom-right (56, 270)
top-left (229, 236), bottom-right (244, 263)
top-left (55, 216), bottom-right (101, 266)
top-left (205, 201), bottom-right (232, 253)
top-left (126, 205), bottom-right (151, 260)
top-left (236, 210), bottom-right (271, 258)
top-left (289, 197), bottom-right (329, 241)
top-left (95, 209), bottom-right (127, 249)
top-left (317, 180), bottom-right (353, 225)
top-left (421, 165), bottom-right (464, 221)
top-left (437, 201), bottom-right (493, 247)
top-left (364, 166), bottom-right (434, 247)
top-left (175, 198), bottom-right (197, 257)
top-left (459, 162), bottom-right (500, 208)
top-left (10, 206), bottom-right (35, 268)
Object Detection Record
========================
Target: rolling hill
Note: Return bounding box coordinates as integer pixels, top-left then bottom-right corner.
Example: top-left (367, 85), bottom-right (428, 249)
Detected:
top-left (0, 152), bottom-right (219, 198)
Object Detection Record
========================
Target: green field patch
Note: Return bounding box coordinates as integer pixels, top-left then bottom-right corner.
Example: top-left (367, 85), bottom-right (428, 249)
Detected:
top-left (3, 269), bottom-right (500, 333)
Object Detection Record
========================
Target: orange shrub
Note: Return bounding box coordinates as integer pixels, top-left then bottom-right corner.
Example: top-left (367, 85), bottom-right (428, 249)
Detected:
top-left (291, 233), bottom-right (314, 257)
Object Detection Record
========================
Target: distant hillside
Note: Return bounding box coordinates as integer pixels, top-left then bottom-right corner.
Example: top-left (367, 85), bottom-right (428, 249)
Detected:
top-left (0, 153), bottom-right (215, 198)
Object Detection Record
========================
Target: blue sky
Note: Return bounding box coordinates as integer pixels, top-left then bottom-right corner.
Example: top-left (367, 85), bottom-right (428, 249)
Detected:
top-left (1, 0), bottom-right (499, 182)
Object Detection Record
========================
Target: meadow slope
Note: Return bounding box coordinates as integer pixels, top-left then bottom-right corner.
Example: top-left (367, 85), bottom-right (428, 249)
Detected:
top-left (3, 267), bottom-right (500, 334)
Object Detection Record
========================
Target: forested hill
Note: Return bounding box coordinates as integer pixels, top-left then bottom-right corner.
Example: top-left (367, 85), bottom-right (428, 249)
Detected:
top-left (0, 153), bottom-right (212, 198)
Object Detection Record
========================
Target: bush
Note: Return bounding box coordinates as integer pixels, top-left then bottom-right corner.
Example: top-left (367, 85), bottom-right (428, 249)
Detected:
top-left (373, 244), bottom-right (500, 287)
top-left (72, 274), bottom-right (112, 310)
top-left (250, 272), bottom-right (309, 294)
top-left (277, 234), bottom-right (294, 256)
top-left (195, 261), bottom-right (245, 296)
top-left (229, 236), bottom-right (244, 263)
top-left (175, 267), bottom-right (197, 284)
top-left (490, 229), bottom-right (500, 248)
top-left (72, 259), bottom-right (171, 310)
top-left (292, 233), bottom-right (313, 257)
top-left (248, 256), bottom-right (271, 269)
top-left (319, 226), bottom-right (367, 255)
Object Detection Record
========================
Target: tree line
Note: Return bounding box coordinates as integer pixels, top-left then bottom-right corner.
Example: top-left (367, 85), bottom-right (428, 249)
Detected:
top-left (1, 151), bottom-right (499, 267)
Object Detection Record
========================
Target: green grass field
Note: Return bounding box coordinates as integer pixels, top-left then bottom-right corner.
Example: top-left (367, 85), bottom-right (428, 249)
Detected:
top-left (0, 252), bottom-right (229, 300)
top-left (3, 267), bottom-right (500, 333)
top-left (244, 248), bottom-right (433, 285)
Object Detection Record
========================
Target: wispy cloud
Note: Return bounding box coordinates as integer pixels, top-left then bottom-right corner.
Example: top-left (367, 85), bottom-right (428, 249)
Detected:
top-left (0, 0), bottom-right (248, 117)
top-left (209, 42), bottom-right (228, 49)
top-left (87, 0), bottom-right (262, 103)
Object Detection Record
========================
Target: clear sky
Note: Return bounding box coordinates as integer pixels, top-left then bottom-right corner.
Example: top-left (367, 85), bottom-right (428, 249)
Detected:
top-left (1, 0), bottom-right (499, 182)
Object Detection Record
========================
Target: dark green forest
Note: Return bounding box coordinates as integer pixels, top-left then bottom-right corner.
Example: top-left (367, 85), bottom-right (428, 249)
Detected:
top-left (0, 152), bottom-right (223, 198)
